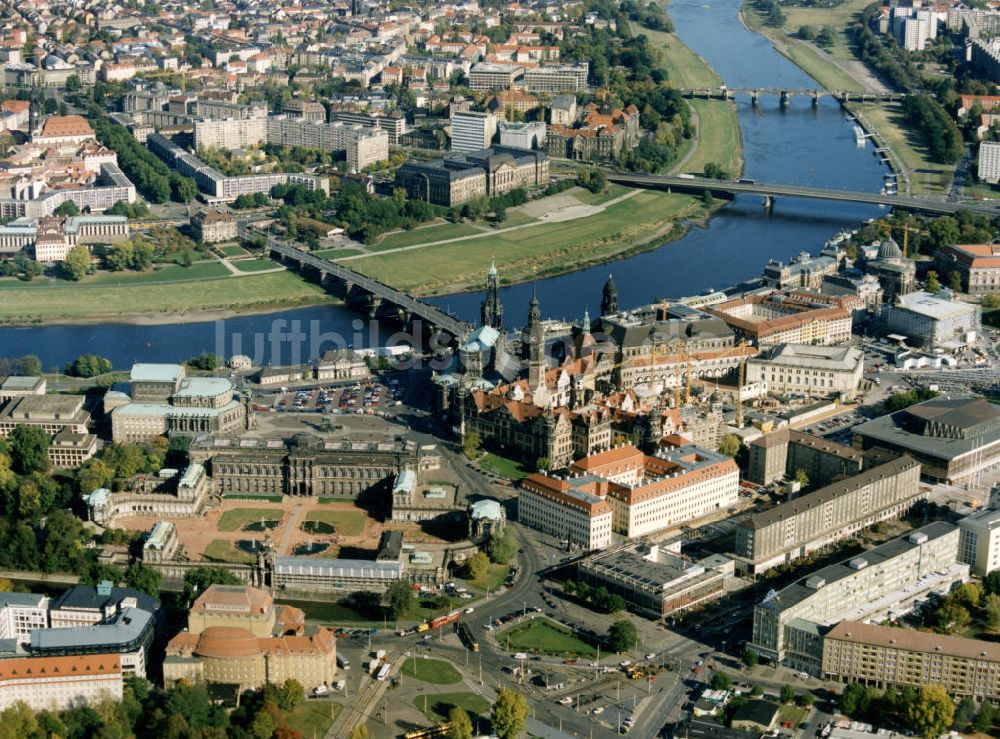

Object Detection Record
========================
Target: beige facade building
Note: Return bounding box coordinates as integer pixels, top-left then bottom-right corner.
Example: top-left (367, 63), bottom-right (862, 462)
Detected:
top-left (191, 209), bottom-right (237, 243)
top-left (935, 243), bottom-right (1000, 295)
top-left (518, 474), bottom-right (614, 550)
top-left (747, 344), bottom-right (864, 401)
top-left (0, 395), bottom-right (90, 436)
top-left (959, 507), bottom-right (1000, 575)
top-left (0, 654), bottom-right (122, 712)
top-left (747, 428), bottom-right (863, 486)
top-left (709, 293), bottom-right (853, 347)
top-left (823, 620), bottom-right (1000, 700)
top-left (734, 457), bottom-right (925, 574)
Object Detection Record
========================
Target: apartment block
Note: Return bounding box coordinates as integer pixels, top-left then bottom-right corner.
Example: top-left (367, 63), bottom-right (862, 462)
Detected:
top-left (750, 522), bottom-right (965, 674)
top-left (959, 508), bottom-right (1000, 575)
top-left (734, 457), bottom-right (925, 574)
top-left (468, 62), bottom-right (524, 90)
top-left (823, 621), bottom-right (1000, 700)
top-left (747, 428), bottom-right (864, 486)
top-left (0, 654), bottom-right (123, 712)
top-left (522, 63), bottom-right (589, 92)
top-left (451, 111), bottom-right (497, 153)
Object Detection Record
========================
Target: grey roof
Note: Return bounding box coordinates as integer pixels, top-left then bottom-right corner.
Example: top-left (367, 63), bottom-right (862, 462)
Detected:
top-left (0, 376), bottom-right (44, 391)
top-left (877, 237), bottom-right (902, 261)
top-left (757, 521), bottom-right (956, 614)
top-left (130, 363), bottom-right (183, 383)
top-left (0, 593), bottom-right (47, 609)
top-left (51, 584), bottom-right (159, 615)
top-left (275, 557), bottom-right (404, 579)
top-left (31, 607), bottom-right (153, 652)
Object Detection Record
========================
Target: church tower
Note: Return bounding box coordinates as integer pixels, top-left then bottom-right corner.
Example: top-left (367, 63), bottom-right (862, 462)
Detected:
top-left (480, 259), bottom-right (504, 330)
top-left (527, 287), bottom-right (545, 395)
top-left (601, 274), bottom-right (618, 317)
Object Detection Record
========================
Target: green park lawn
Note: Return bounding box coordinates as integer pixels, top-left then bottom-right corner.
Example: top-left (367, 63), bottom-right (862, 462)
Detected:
top-left (459, 563), bottom-right (509, 594)
top-left (779, 41), bottom-right (865, 93)
top-left (371, 222), bottom-right (482, 250)
top-left (477, 453), bottom-right (529, 480)
top-left (402, 657), bottom-right (463, 685)
top-left (779, 0), bottom-right (873, 62)
top-left (203, 539), bottom-right (255, 564)
top-left (219, 244), bottom-right (249, 257)
top-left (82, 261), bottom-right (231, 285)
top-left (285, 700), bottom-right (342, 736)
top-left (640, 26), bottom-right (720, 89)
top-left (305, 509), bottom-right (368, 537)
top-left (347, 190), bottom-right (703, 295)
top-left (412, 692), bottom-right (491, 723)
top-left (230, 258), bottom-right (281, 272)
top-left (777, 704), bottom-right (808, 725)
top-left (0, 270), bottom-right (327, 324)
top-left (501, 619), bottom-right (597, 657)
top-left (571, 183), bottom-right (630, 205)
top-left (217, 508), bottom-right (285, 532)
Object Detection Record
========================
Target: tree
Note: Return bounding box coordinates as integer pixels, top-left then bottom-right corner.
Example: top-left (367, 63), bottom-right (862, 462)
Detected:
top-left (973, 702), bottom-right (996, 733)
top-left (463, 551), bottom-right (490, 580)
top-left (535, 456), bottom-right (550, 472)
top-left (936, 601), bottom-right (971, 634)
top-left (718, 434), bottom-right (740, 457)
top-left (741, 649), bottom-right (759, 669)
top-left (9, 425), bottom-right (49, 475)
top-left (487, 528), bottom-right (517, 565)
top-left (492, 688), bottom-right (528, 739)
top-left (710, 671), bottom-right (731, 690)
top-left (954, 696), bottom-right (977, 731)
top-left (607, 618), bottom-right (638, 652)
top-left (798, 692), bottom-right (815, 707)
top-left (66, 353), bottom-right (112, 378)
top-left (449, 706), bottom-right (473, 739)
top-left (840, 682), bottom-right (866, 716)
top-left (926, 270), bottom-right (941, 294)
top-left (948, 270), bottom-right (962, 292)
top-left (780, 685), bottom-right (796, 704)
top-left (985, 594), bottom-right (1000, 633)
top-left (384, 580), bottom-right (414, 619)
top-left (906, 685), bottom-right (954, 739)
top-left (986, 569), bottom-right (1000, 596)
top-left (54, 200), bottom-right (80, 217)
top-left (0, 702), bottom-right (39, 738)
top-left (124, 561), bottom-right (161, 597)
top-left (702, 189), bottom-right (715, 206)
top-left (794, 468), bottom-right (809, 487)
top-left (462, 431), bottom-right (481, 459)
top-left (751, 685), bottom-right (763, 697)
top-left (62, 245), bottom-right (92, 281)
top-left (65, 74), bottom-right (82, 92)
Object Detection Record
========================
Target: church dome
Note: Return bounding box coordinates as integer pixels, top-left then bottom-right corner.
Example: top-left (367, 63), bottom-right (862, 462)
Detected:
top-left (877, 237), bottom-right (902, 261)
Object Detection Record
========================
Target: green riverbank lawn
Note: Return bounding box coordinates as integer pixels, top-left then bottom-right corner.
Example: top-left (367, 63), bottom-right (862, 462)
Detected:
top-left (860, 103), bottom-right (954, 196)
top-left (0, 270), bottom-right (327, 324)
top-left (346, 190), bottom-right (705, 295)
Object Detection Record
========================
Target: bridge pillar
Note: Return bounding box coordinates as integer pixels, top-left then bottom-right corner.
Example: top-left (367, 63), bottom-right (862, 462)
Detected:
top-left (841, 91), bottom-right (849, 105)
top-left (721, 88), bottom-right (732, 100)
top-left (368, 295), bottom-right (382, 319)
top-left (812, 90), bottom-right (821, 107)
top-left (762, 195), bottom-right (774, 210)
top-left (751, 90), bottom-right (760, 107)
top-left (780, 90), bottom-right (790, 108)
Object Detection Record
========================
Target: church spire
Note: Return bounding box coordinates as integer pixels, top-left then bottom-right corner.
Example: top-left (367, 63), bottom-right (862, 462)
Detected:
top-left (601, 274), bottom-right (618, 316)
top-left (527, 284), bottom-right (540, 329)
top-left (479, 258), bottom-right (503, 329)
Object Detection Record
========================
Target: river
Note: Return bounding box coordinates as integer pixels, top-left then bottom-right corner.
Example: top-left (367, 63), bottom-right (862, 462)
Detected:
top-left (0, 0), bottom-right (888, 367)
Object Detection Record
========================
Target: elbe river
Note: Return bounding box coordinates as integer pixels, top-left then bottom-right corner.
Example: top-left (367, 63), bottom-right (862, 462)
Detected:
top-left (1, 0), bottom-right (888, 369)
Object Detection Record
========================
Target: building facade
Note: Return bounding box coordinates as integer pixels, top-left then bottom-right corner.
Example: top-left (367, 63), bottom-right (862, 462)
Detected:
top-left (879, 291), bottom-right (981, 349)
top-left (746, 344), bottom-right (864, 401)
top-left (191, 209), bottom-right (237, 243)
top-left (518, 474), bottom-right (614, 549)
top-left (747, 428), bottom-right (863, 486)
top-left (934, 243), bottom-right (1000, 295)
top-left (959, 508), bottom-right (1000, 576)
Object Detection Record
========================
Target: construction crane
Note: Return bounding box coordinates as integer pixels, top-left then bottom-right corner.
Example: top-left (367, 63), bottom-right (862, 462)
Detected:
top-left (871, 218), bottom-right (929, 259)
top-left (736, 340), bottom-right (748, 428)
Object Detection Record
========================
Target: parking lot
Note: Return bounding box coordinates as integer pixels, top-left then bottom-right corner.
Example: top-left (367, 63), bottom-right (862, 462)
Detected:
top-left (254, 380), bottom-right (403, 415)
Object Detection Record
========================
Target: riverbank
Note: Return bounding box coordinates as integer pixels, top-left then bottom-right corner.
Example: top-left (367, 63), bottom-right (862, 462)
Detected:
top-left (0, 269), bottom-right (330, 326)
top-left (640, 24), bottom-right (744, 178)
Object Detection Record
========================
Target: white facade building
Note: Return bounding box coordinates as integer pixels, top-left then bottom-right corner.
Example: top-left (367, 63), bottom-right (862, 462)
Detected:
top-left (746, 343), bottom-right (865, 400)
top-left (0, 655), bottom-right (123, 712)
top-left (960, 508), bottom-right (1000, 575)
top-left (980, 141), bottom-right (1000, 184)
top-left (518, 477), bottom-right (614, 550)
top-left (451, 111), bottom-right (497, 153)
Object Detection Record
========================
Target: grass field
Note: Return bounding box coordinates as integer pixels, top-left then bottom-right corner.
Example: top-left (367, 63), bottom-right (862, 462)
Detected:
top-left (277, 597), bottom-right (387, 626)
top-left (0, 270), bottom-right (327, 324)
top-left (217, 508), bottom-right (284, 532)
top-left (477, 452), bottom-right (529, 480)
top-left (203, 539), bottom-right (255, 564)
top-left (779, 40), bottom-right (865, 93)
top-left (641, 25), bottom-right (743, 177)
top-left (231, 258), bottom-right (280, 272)
top-left (412, 692), bottom-right (491, 723)
top-left (571, 183), bottom-right (630, 205)
top-left (858, 103), bottom-right (954, 196)
top-left (779, 0), bottom-right (871, 62)
top-left (82, 262), bottom-right (231, 285)
top-left (777, 704), bottom-right (808, 725)
top-left (305, 509), bottom-right (368, 536)
top-left (219, 244), bottom-right (248, 257)
top-left (372, 222), bottom-right (482, 250)
top-left (285, 701), bottom-right (342, 736)
top-left (402, 657), bottom-right (463, 684)
top-left (502, 618), bottom-right (597, 657)
top-left (347, 190), bottom-right (703, 295)
top-left (459, 563), bottom-right (509, 594)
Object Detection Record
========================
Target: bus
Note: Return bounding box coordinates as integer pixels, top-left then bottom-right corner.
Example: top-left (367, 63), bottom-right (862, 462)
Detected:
top-left (376, 663), bottom-right (391, 682)
top-left (456, 621), bottom-right (479, 652)
top-left (336, 654), bottom-right (350, 670)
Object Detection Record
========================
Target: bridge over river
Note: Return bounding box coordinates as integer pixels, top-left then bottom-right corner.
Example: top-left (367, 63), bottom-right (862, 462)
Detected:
top-left (677, 87), bottom-right (907, 105)
top-left (606, 172), bottom-right (1000, 217)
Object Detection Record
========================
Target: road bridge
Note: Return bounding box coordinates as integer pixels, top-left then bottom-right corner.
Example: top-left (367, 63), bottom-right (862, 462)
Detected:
top-left (678, 87), bottom-right (907, 106)
top-left (606, 172), bottom-right (1000, 217)
top-left (250, 230), bottom-right (470, 340)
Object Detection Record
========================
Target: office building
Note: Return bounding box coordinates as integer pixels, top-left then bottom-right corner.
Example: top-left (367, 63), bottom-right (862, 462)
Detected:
top-left (746, 344), bottom-right (864, 400)
top-left (934, 243), bottom-right (1000, 295)
top-left (823, 621), bottom-right (1000, 700)
top-left (959, 508), bottom-right (1000, 575)
top-left (734, 457), bottom-right (924, 574)
top-left (750, 522), bottom-right (965, 674)
top-left (0, 395), bottom-right (90, 436)
top-left (0, 594), bottom-right (49, 643)
top-left (164, 585), bottom-right (336, 692)
top-left (518, 473), bottom-right (614, 550)
top-left (451, 111), bottom-right (497, 153)
top-left (578, 543), bottom-right (731, 620)
top-left (879, 291), bottom-right (981, 349)
top-left (708, 293), bottom-right (852, 347)
top-left (523, 63), bottom-right (589, 92)
top-left (498, 120), bottom-right (546, 150)
top-left (853, 395), bottom-right (1000, 484)
top-left (0, 376), bottom-right (45, 402)
top-left (468, 62), bottom-right (524, 90)
top-left (0, 215), bottom-right (129, 262)
top-left (747, 428), bottom-right (864, 486)
top-left (0, 654), bottom-right (122, 712)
